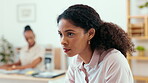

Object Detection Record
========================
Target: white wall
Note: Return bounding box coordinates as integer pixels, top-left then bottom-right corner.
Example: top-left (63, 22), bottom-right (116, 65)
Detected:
top-left (0, 0), bottom-right (126, 47)
top-left (0, 0), bottom-right (4, 36)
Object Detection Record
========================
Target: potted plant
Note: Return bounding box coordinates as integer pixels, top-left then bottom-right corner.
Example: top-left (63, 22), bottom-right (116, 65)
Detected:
top-left (136, 46), bottom-right (145, 56)
top-left (0, 36), bottom-right (14, 65)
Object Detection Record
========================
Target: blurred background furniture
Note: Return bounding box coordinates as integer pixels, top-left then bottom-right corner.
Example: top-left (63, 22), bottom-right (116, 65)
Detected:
top-left (127, 0), bottom-right (148, 82)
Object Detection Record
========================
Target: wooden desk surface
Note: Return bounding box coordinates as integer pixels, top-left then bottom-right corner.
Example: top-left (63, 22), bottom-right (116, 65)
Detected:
top-left (0, 73), bottom-right (65, 82)
top-left (0, 70), bottom-right (65, 83)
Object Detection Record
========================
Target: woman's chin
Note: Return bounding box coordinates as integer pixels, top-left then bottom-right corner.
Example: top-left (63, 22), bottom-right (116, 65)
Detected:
top-left (65, 53), bottom-right (75, 57)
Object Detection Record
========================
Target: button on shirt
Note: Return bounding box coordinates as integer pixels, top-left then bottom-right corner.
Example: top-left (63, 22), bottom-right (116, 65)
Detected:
top-left (19, 44), bottom-right (45, 71)
top-left (65, 48), bottom-right (134, 83)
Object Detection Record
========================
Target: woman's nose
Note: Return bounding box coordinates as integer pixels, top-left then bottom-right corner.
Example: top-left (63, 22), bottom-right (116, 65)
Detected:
top-left (61, 37), bottom-right (68, 45)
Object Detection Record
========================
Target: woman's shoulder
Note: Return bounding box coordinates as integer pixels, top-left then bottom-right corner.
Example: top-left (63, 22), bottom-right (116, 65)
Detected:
top-left (20, 45), bottom-right (27, 51)
top-left (104, 49), bottom-right (126, 60)
top-left (34, 44), bottom-right (43, 48)
top-left (103, 48), bottom-right (129, 68)
top-left (33, 44), bottom-right (45, 50)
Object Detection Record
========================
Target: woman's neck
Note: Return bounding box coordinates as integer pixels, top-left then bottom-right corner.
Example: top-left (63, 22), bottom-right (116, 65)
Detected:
top-left (79, 47), bottom-right (93, 64)
top-left (28, 42), bottom-right (35, 49)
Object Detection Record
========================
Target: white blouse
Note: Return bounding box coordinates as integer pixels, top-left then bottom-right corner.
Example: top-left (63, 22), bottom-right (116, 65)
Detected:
top-left (19, 44), bottom-right (45, 71)
top-left (65, 48), bottom-right (134, 83)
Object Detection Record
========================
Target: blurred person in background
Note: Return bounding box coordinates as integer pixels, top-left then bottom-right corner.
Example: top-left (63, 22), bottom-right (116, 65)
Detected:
top-left (0, 25), bottom-right (45, 71)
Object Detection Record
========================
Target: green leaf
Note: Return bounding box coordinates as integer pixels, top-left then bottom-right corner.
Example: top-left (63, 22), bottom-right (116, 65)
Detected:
top-left (138, 2), bottom-right (148, 8)
top-left (136, 46), bottom-right (145, 51)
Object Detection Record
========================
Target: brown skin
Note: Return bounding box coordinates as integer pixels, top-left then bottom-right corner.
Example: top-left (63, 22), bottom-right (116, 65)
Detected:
top-left (0, 30), bottom-right (42, 70)
top-left (58, 19), bottom-right (95, 64)
top-left (24, 30), bottom-right (36, 49)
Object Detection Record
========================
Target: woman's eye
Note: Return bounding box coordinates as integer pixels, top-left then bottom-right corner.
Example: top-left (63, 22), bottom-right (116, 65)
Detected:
top-left (67, 33), bottom-right (74, 37)
top-left (58, 33), bottom-right (62, 37)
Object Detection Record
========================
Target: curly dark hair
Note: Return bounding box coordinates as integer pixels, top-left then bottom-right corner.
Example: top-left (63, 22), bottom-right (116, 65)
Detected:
top-left (57, 4), bottom-right (134, 57)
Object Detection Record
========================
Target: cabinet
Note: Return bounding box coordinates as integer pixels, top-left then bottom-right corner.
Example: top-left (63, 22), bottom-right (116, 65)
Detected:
top-left (127, 0), bottom-right (148, 39)
top-left (45, 48), bottom-right (55, 71)
top-left (127, 0), bottom-right (148, 82)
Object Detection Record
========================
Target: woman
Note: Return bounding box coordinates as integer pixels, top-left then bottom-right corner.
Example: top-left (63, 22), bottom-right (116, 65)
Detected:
top-left (0, 25), bottom-right (45, 71)
top-left (57, 4), bottom-right (134, 83)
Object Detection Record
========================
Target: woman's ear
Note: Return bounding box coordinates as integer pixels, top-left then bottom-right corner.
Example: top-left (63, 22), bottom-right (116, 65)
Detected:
top-left (88, 28), bottom-right (95, 40)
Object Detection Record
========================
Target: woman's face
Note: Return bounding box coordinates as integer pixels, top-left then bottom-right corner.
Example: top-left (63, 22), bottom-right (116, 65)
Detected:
top-left (58, 19), bottom-right (91, 57)
top-left (24, 31), bottom-right (35, 47)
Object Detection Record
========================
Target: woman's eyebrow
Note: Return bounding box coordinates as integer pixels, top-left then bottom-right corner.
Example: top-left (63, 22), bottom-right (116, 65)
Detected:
top-left (58, 30), bottom-right (61, 33)
top-left (65, 29), bottom-right (75, 32)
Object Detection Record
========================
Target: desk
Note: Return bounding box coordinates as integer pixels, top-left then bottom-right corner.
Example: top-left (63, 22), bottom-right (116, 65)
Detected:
top-left (0, 72), bottom-right (65, 83)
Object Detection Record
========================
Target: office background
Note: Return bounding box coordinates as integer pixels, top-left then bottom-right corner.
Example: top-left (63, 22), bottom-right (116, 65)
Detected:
top-left (0, 0), bottom-right (148, 82)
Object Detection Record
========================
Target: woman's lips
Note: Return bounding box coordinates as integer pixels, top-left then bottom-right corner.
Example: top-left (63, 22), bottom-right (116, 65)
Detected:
top-left (63, 48), bottom-right (71, 53)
